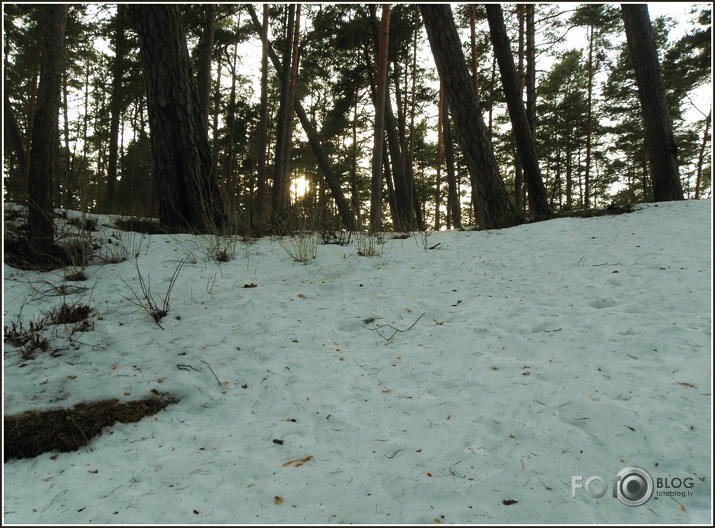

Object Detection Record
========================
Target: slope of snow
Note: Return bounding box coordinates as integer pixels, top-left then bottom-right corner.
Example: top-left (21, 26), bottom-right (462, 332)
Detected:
top-left (3, 200), bottom-right (712, 524)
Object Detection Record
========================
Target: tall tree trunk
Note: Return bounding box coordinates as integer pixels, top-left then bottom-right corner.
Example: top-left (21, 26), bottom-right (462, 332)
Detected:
top-left (27, 5), bottom-right (68, 253)
top-left (435, 85), bottom-right (443, 230)
top-left (368, 7), bottom-right (412, 231)
top-left (281, 4), bottom-right (302, 217)
top-left (350, 90), bottom-right (361, 226)
top-left (514, 4), bottom-right (525, 214)
top-left (485, 4), bottom-right (550, 219)
top-left (196, 4), bottom-right (216, 134)
top-left (224, 39), bottom-right (239, 212)
top-left (104, 4), bottom-right (128, 212)
top-left (408, 7), bottom-right (424, 231)
top-left (371, 4), bottom-right (390, 233)
top-left (693, 107), bottom-right (710, 199)
top-left (584, 24), bottom-right (594, 208)
top-left (525, 5), bottom-right (536, 137)
top-left (469, 4), bottom-right (479, 94)
top-left (62, 69), bottom-right (73, 208)
top-left (272, 4), bottom-right (296, 226)
top-left (621, 4), bottom-right (683, 201)
top-left (421, 4), bottom-right (518, 228)
top-left (254, 4), bottom-right (270, 227)
top-left (442, 103), bottom-right (461, 229)
top-left (4, 93), bottom-right (26, 184)
top-left (247, 5), bottom-right (357, 231)
top-left (133, 4), bottom-right (225, 231)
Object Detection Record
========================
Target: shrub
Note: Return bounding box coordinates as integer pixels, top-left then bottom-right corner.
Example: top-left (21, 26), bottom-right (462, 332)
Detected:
top-left (278, 233), bottom-right (318, 263)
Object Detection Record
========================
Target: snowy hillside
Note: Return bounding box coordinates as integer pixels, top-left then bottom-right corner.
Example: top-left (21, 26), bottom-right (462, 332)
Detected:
top-left (3, 199), bottom-right (712, 524)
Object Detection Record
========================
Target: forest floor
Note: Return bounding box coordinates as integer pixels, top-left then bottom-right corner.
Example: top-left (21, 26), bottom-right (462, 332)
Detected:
top-left (3, 199), bottom-right (712, 524)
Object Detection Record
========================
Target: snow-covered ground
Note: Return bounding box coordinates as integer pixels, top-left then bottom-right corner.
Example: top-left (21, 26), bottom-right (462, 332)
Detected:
top-left (3, 199), bottom-right (712, 524)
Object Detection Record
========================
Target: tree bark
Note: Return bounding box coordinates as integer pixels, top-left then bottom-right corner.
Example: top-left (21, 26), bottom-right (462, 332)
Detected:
top-left (247, 5), bottom-right (357, 231)
top-left (621, 4), bottom-right (683, 201)
top-left (254, 3), bottom-right (270, 227)
top-left (485, 4), bottom-right (550, 219)
top-left (442, 103), bottom-right (461, 229)
top-left (371, 4), bottom-right (390, 233)
top-left (4, 93), bottom-right (26, 183)
top-left (196, 4), bottom-right (216, 134)
top-left (421, 4), bottom-right (518, 228)
top-left (133, 4), bottom-right (225, 231)
top-left (272, 4), bottom-right (296, 226)
top-left (27, 5), bottom-right (68, 252)
top-left (104, 4), bottom-right (128, 212)
top-left (693, 107), bottom-right (710, 199)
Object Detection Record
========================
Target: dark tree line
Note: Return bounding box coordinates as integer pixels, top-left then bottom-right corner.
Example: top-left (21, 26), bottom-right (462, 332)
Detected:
top-left (4, 3), bottom-right (709, 255)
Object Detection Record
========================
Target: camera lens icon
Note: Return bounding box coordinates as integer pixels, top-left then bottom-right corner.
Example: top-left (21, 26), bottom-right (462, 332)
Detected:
top-left (616, 467), bottom-right (654, 507)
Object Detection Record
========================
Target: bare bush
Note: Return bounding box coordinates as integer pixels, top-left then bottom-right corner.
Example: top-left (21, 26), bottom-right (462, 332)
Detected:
top-left (278, 233), bottom-right (318, 263)
top-left (355, 232), bottom-right (384, 257)
top-left (121, 258), bottom-right (186, 329)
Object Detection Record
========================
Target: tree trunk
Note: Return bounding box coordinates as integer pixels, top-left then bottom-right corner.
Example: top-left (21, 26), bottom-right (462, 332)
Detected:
top-left (514, 4), bottom-right (525, 214)
top-left (693, 107), bottom-right (710, 199)
top-left (468, 4), bottom-right (482, 100)
top-left (485, 4), bottom-right (550, 219)
top-left (621, 4), bottom-right (683, 202)
top-left (4, 93), bottom-right (26, 184)
top-left (196, 4), bottom-right (216, 134)
top-left (421, 4), bottom-right (518, 228)
top-left (247, 5), bottom-right (357, 231)
top-left (435, 85), bottom-right (443, 230)
top-left (27, 5), bottom-right (68, 253)
top-left (371, 4), bottom-right (390, 233)
top-left (133, 4), bottom-right (225, 231)
top-left (442, 103), bottom-right (461, 229)
top-left (584, 24), bottom-right (594, 208)
top-left (272, 4), bottom-right (296, 226)
top-left (254, 4), bottom-right (270, 227)
top-left (525, 5), bottom-right (536, 137)
top-left (281, 4), bottom-right (302, 217)
top-left (367, 7), bottom-right (413, 231)
top-left (104, 4), bottom-right (128, 212)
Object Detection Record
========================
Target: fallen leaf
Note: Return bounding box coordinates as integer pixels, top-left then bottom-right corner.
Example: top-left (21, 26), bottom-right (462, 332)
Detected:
top-left (434, 321), bottom-right (444, 326)
top-left (679, 382), bottom-right (696, 388)
top-left (282, 455), bottom-right (313, 467)
top-left (50, 455), bottom-right (58, 460)
top-left (522, 372), bottom-right (531, 376)
top-left (680, 504), bottom-right (686, 512)
top-left (274, 496), bottom-right (284, 505)
top-left (297, 294), bottom-right (307, 299)
top-left (67, 375), bottom-right (77, 379)
top-left (427, 472), bottom-right (433, 477)
top-left (508, 434), bottom-right (516, 439)
top-left (157, 378), bottom-right (164, 383)
top-left (433, 519), bottom-right (442, 524)
top-left (124, 392), bottom-right (131, 396)
top-left (193, 510), bottom-right (200, 515)
top-left (243, 283), bottom-right (258, 288)
top-left (502, 499), bottom-right (518, 506)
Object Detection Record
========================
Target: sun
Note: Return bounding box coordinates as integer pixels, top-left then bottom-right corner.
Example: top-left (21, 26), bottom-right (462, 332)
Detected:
top-left (291, 175), bottom-right (311, 200)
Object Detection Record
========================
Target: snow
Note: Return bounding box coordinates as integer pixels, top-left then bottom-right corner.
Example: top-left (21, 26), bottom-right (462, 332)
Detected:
top-left (3, 199), bottom-right (712, 524)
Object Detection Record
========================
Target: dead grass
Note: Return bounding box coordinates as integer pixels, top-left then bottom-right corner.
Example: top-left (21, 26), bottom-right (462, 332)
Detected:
top-left (4, 392), bottom-right (177, 461)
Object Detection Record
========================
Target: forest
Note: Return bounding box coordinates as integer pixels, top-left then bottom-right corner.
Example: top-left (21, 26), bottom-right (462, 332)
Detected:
top-left (3, 3), bottom-right (712, 243)
top-left (3, 4), bottom-right (712, 523)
